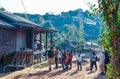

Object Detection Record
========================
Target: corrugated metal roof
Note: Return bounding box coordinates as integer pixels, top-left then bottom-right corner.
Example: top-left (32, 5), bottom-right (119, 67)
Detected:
top-left (0, 11), bottom-right (57, 32)
top-left (0, 18), bottom-right (15, 29)
top-left (0, 11), bottom-right (39, 27)
top-left (0, 19), bottom-right (13, 27)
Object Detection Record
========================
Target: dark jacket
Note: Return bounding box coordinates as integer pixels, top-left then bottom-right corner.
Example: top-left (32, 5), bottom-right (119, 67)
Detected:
top-left (48, 50), bottom-right (54, 58)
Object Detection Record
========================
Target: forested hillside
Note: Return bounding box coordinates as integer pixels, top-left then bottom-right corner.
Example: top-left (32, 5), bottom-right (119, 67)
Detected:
top-left (14, 9), bottom-right (102, 48)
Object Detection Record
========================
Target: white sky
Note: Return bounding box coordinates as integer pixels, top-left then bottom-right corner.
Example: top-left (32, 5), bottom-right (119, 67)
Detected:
top-left (0, 0), bottom-right (98, 15)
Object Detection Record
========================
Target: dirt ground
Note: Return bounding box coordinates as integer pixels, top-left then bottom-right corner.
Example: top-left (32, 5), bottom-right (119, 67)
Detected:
top-left (0, 53), bottom-right (105, 79)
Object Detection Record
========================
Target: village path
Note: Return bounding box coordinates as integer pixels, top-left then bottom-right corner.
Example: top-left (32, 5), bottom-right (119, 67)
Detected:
top-left (0, 53), bottom-right (105, 79)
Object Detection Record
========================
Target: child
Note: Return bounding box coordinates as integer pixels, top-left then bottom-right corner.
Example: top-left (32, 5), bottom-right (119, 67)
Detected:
top-left (76, 51), bottom-right (82, 71)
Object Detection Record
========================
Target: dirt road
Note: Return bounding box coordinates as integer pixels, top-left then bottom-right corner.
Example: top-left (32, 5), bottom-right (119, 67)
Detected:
top-left (0, 53), bottom-right (105, 79)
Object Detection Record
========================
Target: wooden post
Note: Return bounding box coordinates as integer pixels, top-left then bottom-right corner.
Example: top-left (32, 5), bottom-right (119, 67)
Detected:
top-left (50, 33), bottom-right (53, 48)
top-left (39, 53), bottom-right (41, 63)
top-left (22, 53), bottom-right (27, 68)
top-left (40, 33), bottom-right (42, 50)
top-left (0, 55), bottom-right (2, 61)
top-left (45, 32), bottom-right (48, 61)
top-left (36, 54), bottom-right (38, 64)
top-left (32, 53), bottom-right (34, 66)
top-left (39, 33), bottom-right (42, 62)
top-left (32, 30), bottom-right (34, 65)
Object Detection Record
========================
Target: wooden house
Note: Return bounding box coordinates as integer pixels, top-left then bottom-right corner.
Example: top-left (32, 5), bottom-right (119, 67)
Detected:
top-left (0, 11), bottom-right (57, 70)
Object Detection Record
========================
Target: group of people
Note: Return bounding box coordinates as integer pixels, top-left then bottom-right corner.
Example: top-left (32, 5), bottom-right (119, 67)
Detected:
top-left (58, 50), bottom-right (72, 71)
top-left (90, 49), bottom-right (110, 75)
top-left (47, 47), bottom-right (73, 71)
top-left (47, 47), bottom-right (83, 71)
top-left (47, 47), bottom-right (110, 76)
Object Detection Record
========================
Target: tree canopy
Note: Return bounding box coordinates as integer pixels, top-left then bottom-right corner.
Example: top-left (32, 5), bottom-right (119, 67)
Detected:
top-left (95, 0), bottom-right (120, 78)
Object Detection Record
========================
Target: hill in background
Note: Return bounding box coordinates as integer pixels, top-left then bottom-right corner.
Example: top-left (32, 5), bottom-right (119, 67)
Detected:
top-left (14, 9), bottom-right (102, 48)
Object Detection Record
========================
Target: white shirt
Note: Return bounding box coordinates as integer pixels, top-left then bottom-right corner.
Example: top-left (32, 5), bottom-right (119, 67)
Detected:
top-left (34, 42), bottom-right (37, 49)
top-left (58, 50), bottom-right (62, 58)
top-left (99, 52), bottom-right (105, 64)
top-left (76, 54), bottom-right (82, 62)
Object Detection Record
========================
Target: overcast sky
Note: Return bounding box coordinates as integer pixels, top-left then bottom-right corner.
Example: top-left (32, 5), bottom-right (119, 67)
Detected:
top-left (0, 0), bottom-right (98, 15)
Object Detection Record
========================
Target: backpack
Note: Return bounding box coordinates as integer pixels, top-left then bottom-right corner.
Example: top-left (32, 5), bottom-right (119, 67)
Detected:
top-left (48, 50), bottom-right (54, 58)
top-left (92, 55), bottom-right (97, 62)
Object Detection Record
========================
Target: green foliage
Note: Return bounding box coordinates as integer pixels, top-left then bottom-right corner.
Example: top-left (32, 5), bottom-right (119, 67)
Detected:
top-left (41, 34), bottom-right (46, 44)
top-left (0, 7), bottom-right (5, 11)
top-left (106, 64), bottom-right (116, 79)
top-left (97, 0), bottom-right (120, 78)
top-left (99, 25), bottom-right (112, 51)
top-left (39, 16), bottom-right (45, 25)
top-left (15, 9), bottom-right (102, 49)
top-left (89, 0), bottom-right (120, 78)
top-left (116, 9), bottom-right (120, 26)
top-left (58, 24), bottom-right (85, 48)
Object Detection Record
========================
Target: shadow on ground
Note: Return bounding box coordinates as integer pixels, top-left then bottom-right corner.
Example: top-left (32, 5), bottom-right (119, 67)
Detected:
top-left (94, 74), bottom-right (105, 79)
top-left (87, 71), bottom-right (96, 74)
top-left (69, 70), bottom-right (78, 76)
top-left (13, 70), bottom-right (51, 79)
top-left (48, 70), bottom-right (65, 77)
top-left (0, 66), bottom-right (23, 78)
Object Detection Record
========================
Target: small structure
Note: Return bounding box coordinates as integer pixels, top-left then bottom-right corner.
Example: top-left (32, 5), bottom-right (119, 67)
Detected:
top-left (85, 42), bottom-right (99, 49)
top-left (0, 11), bottom-right (57, 71)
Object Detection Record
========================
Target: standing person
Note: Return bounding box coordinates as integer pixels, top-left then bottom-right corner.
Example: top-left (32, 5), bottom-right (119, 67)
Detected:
top-left (104, 50), bottom-right (110, 73)
top-left (58, 49), bottom-right (62, 64)
top-left (68, 50), bottom-right (73, 69)
top-left (89, 50), bottom-right (93, 70)
top-left (54, 47), bottom-right (59, 69)
top-left (47, 47), bottom-right (54, 71)
top-left (76, 51), bottom-right (82, 71)
top-left (90, 52), bottom-right (97, 71)
top-left (99, 49), bottom-right (105, 75)
top-left (61, 50), bottom-right (68, 71)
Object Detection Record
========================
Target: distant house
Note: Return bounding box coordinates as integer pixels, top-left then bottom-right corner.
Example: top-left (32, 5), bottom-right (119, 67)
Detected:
top-left (0, 11), bottom-right (57, 70)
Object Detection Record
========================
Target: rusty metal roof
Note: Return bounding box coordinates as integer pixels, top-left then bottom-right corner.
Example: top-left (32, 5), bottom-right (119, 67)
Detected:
top-left (0, 11), bottom-right (57, 32)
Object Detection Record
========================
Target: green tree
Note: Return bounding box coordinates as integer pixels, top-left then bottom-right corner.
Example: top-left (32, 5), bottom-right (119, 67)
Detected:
top-left (89, 0), bottom-right (120, 78)
top-left (0, 7), bottom-right (5, 11)
top-left (77, 18), bottom-right (85, 43)
top-left (39, 16), bottom-right (45, 25)
top-left (91, 0), bottom-right (120, 78)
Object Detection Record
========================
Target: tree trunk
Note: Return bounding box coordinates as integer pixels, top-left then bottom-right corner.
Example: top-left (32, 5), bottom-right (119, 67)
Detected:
top-left (111, 33), bottom-right (120, 77)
